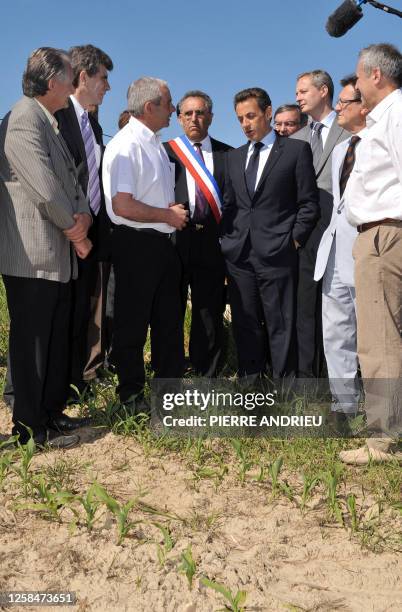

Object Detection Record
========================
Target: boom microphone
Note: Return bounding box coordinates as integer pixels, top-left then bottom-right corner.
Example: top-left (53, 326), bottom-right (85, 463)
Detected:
top-left (326, 0), bottom-right (365, 37)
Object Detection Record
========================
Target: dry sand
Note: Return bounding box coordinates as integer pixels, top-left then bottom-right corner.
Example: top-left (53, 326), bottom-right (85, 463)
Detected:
top-left (0, 404), bottom-right (401, 612)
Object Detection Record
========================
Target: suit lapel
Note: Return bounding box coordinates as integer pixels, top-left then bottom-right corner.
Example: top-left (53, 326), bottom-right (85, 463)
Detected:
top-left (254, 135), bottom-right (284, 195)
top-left (238, 144), bottom-right (251, 199)
top-left (316, 122), bottom-right (345, 176)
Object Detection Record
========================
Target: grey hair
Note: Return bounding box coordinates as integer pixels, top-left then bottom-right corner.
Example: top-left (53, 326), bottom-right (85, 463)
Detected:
top-left (127, 76), bottom-right (168, 117)
top-left (22, 47), bottom-right (71, 97)
top-left (176, 90), bottom-right (213, 116)
top-left (359, 43), bottom-right (402, 87)
top-left (297, 69), bottom-right (334, 103)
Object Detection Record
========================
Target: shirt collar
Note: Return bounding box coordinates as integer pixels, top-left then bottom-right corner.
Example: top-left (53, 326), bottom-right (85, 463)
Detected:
top-left (188, 134), bottom-right (212, 152)
top-left (34, 98), bottom-right (59, 134)
top-left (70, 94), bottom-right (86, 120)
top-left (319, 109), bottom-right (336, 129)
top-left (248, 128), bottom-right (276, 152)
top-left (129, 116), bottom-right (160, 145)
top-left (367, 88), bottom-right (401, 128)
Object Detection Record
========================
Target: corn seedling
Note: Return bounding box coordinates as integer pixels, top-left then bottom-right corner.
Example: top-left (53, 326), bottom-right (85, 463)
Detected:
top-left (300, 473), bottom-right (320, 514)
top-left (193, 465), bottom-right (228, 491)
top-left (230, 439), bottom-right (253, 483)
top-left (320, 465), bottom-right (344, 525)
top-left (92, 483), bottom-right (141, 544)
top-left (21, 475), bottom-right (75, 521)
top-left (75, 484), bottom-right (102, 530)
top-left (13, 432), bottom-right (36, 497)
top-left (267, 456), bottom-right (283, 496)
top-left (346, 493), bottom-right (359, 533)
top-left (153, 522), bottom-right (174, 567)
top-left (201, 577), bottom-right (247, 612)
top-left (179, 545), bottom-right (197, 590)
top-left (0, 449), bottom-right (15, 488)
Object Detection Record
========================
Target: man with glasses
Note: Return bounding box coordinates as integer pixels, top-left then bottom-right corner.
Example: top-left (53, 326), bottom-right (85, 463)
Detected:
top-left (164, 91), bottom-right (232, 377)
top-left (274, 104), bottom-right (307, 136)
top-left (314, 75), bottom-right (368, 431)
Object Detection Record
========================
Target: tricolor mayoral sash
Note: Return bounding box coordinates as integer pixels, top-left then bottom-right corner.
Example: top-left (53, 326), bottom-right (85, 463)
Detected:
top-left (168, 135), bottom-right (223, 223)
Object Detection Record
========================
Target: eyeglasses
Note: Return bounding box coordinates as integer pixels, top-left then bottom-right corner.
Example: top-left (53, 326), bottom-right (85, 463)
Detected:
top-left (336, 98), bottom-right (361, 108)
top-left (274, 121), bottom-right (300, 128)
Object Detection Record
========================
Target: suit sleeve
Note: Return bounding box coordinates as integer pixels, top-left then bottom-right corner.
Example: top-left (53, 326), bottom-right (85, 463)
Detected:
top-left (5, 111), bottom-right (85, 230)
top-left (292, 142), bottom-right (319, 245)
top-left (221, 152), bottom-right (236, 237)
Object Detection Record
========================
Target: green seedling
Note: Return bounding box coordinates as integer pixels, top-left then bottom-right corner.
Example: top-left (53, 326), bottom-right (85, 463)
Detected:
top-left (22, 475), bottom-right (75, 520)
top-left (0, 450), bottom-right (15, 488)
top-left (267, 456), bottom-right (283, 496)
top-left (230, 439), bottom-right (253, 482)
top-left (153, 521), bottom-right (174, 567)
top-left (346, 493), bottom-right (359, 533)
top-left (193, 465), bottom-right (228, 491)
top-left (179, 545), bottom-right (197, 590)
top-left (320, 465), bottom-right (344, 525)
top-left (300, 473), bottom-right (320, 513)
top-left (201, 577), bottom-right (247, 612)
top-left (75, 484), bottom-right (102, 530)
top-left (255, 464), bottom-right (265, 482)
top-left (92, 483), bottom-right (140, 544)
top-left (13, 431), bottom-right (36, 497)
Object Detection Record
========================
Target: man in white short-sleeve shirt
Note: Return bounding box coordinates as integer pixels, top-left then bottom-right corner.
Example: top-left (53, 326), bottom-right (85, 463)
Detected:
top-left (102, 76), bottom-right (188, 410)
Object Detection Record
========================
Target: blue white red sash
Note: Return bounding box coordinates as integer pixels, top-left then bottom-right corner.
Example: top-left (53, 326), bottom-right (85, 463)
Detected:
top-left (168, 135), bottom-right (222, 223)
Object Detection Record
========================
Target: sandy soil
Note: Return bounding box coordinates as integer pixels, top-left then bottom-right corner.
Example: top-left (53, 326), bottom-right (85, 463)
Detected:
top-left (0, 404), bottom-right (401, 612)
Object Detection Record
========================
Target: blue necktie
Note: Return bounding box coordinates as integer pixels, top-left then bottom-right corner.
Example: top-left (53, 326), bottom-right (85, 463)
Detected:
top-left (81, 111), bottom-right (101, 215)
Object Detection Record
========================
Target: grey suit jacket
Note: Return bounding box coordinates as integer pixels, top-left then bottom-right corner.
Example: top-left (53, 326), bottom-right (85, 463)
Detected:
top-left (291, 119), bottom-right (349, 194)
top-left (314, 137), bottom-right (358, 286)
top-left (0, 96), bottom-right (89, 282)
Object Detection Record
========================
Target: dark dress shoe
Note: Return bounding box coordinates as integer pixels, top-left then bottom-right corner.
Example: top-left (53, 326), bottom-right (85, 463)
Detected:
top-left (48, 414), bottom-right (91, 433)
top-left (45, 431), bottom-right (80, 449)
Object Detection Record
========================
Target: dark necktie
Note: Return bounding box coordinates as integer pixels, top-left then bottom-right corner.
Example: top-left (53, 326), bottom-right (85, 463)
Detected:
top-left (339, 135), bottom-right (361, 197)
top-left (81, 111), bottom-right (101, 215)
top-left (192, 142), bottom-right (209, 222)
top-left (310, 121), bottom-right (324, 168)
top-left (245, 141), bottom-right (264, 197)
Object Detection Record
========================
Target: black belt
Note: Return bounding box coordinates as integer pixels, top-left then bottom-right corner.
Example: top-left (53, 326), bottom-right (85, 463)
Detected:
top-left (357, 218), bottom-right (401, 233)
top-left (120, 226), bottom-right (174, 239)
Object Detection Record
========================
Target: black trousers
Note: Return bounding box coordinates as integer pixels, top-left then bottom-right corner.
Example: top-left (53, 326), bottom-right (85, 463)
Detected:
top-left (178, 227), bottom-right (225, 377)
top-left (3, 275), bottom-right (71, 442)
top-left (112, 227), bottom-right (184, 403)
top-left (226, 240), bottom-right (297, 379)
top-left (296, 247), bottom-right (324, 378)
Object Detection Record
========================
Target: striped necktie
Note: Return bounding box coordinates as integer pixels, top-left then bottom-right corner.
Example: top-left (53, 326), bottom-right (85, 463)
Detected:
top-left (310, 121), bottom-right (324, 167)
top-left (339, 135), bottom-right (361, 197)
top-left (81, 111), bottom-right (101, 215)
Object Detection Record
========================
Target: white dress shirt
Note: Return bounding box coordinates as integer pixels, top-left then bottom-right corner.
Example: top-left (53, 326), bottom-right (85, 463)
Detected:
top-left (103, 116), bottom-right (175, 232)
top-left (245, 129), bottom-right (276, 191)
top-left (70, 95), bottom-right (101, 170)
top-left (345, 88), bottom-right (402, 226)
top-left (185, 135), bottom-right (214, 216)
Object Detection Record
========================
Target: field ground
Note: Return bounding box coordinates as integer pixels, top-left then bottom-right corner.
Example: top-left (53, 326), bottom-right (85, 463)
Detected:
top-left (0, 280), bottom-right (401, 612)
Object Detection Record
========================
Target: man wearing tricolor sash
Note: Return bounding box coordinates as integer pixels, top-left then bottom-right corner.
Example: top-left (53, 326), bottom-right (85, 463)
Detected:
top-left (164, 91), bottom-right (232, 377)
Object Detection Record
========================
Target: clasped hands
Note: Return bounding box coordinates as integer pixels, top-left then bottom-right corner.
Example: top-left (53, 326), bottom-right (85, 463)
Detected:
top-left (63, 213), bottom-right (92, 259)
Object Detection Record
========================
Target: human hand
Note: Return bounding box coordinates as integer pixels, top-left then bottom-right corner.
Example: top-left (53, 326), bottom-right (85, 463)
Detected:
top-left (74, 238), bottom-right (92, 259)
top-left (64, 213), bottom-right (92, 243)
top-left (168, 203), bottom-right (189, 230)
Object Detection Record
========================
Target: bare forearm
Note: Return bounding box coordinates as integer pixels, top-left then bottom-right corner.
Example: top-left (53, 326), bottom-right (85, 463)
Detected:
top-left (112, 193), bottom-right (169, 223)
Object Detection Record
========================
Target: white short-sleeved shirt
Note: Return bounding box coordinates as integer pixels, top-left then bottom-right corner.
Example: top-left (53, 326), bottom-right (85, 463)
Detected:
top-left (103, 116), bottom-right (175, 232)
top-left (345, 88), bottom-right (402, 226)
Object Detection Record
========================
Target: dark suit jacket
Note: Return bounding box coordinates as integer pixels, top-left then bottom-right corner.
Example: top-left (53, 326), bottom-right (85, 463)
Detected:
top-left (55, 99), bottom-right (111, 260)
top-left (164, 137), bottom-right (232, 268)
top-left (221, 135), bottom-right (319, 266)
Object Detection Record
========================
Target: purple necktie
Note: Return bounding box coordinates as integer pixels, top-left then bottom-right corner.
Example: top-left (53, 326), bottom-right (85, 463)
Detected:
top-left (81, 111), bottom-right (101, 215)
top-left (192, 142), bottom-right (209, 222)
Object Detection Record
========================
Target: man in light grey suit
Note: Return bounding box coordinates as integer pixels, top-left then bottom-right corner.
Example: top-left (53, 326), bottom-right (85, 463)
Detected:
top-left (0, 48), bottom-right (92, 447)
top-left (314, 75), bottom-right (368, 426)
top-left (292, 70), bottom-right (349, 378)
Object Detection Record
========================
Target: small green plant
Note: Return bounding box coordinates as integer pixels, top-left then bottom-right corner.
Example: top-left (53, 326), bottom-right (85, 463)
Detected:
top-left (193, 465), bottom-right (228, 491)
top-left (346, 493), bottom-right (359, 533)
top-left (13, 432), bottom-right (36, 497)
top-left (230, 439), bottom-right (253, 483)
top-left (179, 545), bottom-right (197, 590)
top-left (320, 465), bottom-right (344, 525)
top-left (300, 473), bottom-right (320, 514)
top-left (267, 456), bottom-right (283, 496)
top-left (0, 448), bottom-right (15, 488)
top-left (22, 476), bottom-right (75, 521)
top-left (92, 483), bottom-right (140, 544)
top-left (201, 577), bottom-right (247, 612)
top-left (153, 521), bottom-right (174, 567)
top-left (75, 484), bottom-right (102, 530)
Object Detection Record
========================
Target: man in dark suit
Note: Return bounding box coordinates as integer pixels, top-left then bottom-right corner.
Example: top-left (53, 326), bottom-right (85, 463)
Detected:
top-left (292, 70), bottom-right (349, 377)
top-left (55, 45), bottom-right (113, 400)
top-left (222, 87), bottom-right (318, 379)
top-left (164, 91), bottom-right (232, 376)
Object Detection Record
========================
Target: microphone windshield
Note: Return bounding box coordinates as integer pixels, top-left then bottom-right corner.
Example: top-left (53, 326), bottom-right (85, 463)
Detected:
top-left (326, 0), bottom-right (364, 37)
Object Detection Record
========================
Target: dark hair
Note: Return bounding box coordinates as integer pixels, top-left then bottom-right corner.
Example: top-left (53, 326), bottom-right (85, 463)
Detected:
top-left (234, 88), bottom-right (271, 112)
top-left (297, 69), bottom-right (334, 103)
top-left (22, 47), bottom-right (70, 97)
top-left (274, 103), bottom-right (301, 118)
top-left (118, 110), bottom-right (131, 130)
top-left (176, 90), bottom-right (213, 116)
top-left (340, 74), bottom-right (358, 88)
top-left (69, 45), bottom-right (113, 88)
